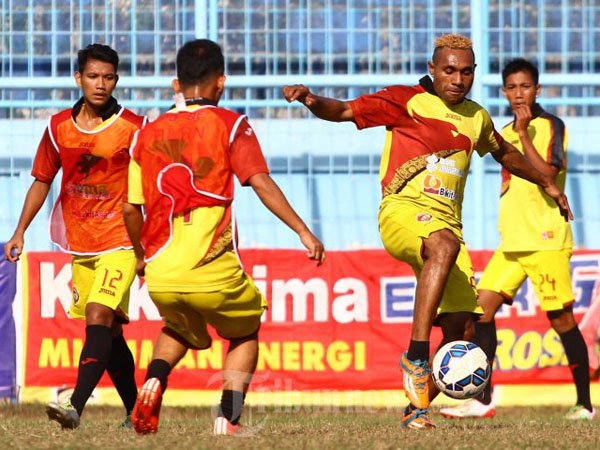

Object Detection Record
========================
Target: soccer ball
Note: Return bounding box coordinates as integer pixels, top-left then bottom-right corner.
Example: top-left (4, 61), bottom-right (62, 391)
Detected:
top-left (432, 340), bottom-right (490, 399)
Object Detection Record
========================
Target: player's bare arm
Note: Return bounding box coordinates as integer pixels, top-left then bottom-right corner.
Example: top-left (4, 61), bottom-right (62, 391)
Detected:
top-left (513, 104), bottom-right (560, 179)
top-left (122, 202), bottom-right (147, 276)
top-left (247, 172), bottom-right (325, 265)
top-left (492, 140), bottom-right (573, 221)
top-left (4, 179), bottom-right (52, 262)
top-left (282, 84), bottom-right (354, 122)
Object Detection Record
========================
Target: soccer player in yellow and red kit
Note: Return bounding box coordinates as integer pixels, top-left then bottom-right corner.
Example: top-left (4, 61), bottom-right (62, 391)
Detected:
top-left (284, 35), bottom-right (572, 429)
top-left (122, 39), bottom-right (324, 435)
top-left (4, 44), bottom-right (146, 429)
top-left (440, 58), bottom-right (594, 420)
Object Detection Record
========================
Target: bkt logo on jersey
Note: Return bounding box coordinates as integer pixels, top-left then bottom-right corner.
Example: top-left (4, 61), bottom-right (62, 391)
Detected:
top-left (423, 174), bottom-right (456, 200)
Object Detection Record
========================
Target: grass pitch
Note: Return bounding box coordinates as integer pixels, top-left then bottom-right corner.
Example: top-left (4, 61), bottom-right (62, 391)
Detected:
top-left (1, 403), bottom-right (598, 450)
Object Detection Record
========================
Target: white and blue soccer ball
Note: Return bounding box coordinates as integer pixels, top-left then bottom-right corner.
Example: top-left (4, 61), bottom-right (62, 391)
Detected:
top-left (432, 340), bottom-right (490, 399)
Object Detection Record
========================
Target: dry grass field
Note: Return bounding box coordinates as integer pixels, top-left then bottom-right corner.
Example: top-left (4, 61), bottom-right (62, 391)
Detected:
top-left (1, 403), bottom-right (599, 450)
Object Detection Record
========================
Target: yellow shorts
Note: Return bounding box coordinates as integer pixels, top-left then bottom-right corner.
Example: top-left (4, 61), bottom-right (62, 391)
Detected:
top-left (378, 201), bottom-right (482, 321)
top-left (70, 250), bottom-right (137, 323)
top-left (149, 274), bottom-right (267, 350)
top-left (477, 249), bottom-right (574, 311)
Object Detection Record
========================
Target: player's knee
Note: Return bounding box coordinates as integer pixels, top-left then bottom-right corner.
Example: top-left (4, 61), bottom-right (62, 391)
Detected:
top-left (429, 234), bottom-right (460, 264)
top-left (548, 308), bottom-right (577, 334)
top-left (85, 302), bottom-right (115, 327)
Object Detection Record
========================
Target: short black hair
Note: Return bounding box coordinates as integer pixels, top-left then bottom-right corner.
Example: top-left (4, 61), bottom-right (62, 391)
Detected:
top-left (77, 44), bottom-right (119, 73)
top-left (176, 39), bottom-right (224, 87)
top-left (502, 58), bottom-right (539, 86)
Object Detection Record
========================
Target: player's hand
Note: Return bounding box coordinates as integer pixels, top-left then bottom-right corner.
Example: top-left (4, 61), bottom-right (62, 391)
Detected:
top-left (282, 85), bottom-right (316, 106)
top-left (4, 233), bottom-right (24, 263)
top-left (513, 104), bottom-right (532, 135)
top-left (135, 258), bottom-right (146, 278)
top-left (543, 181), bottom-right (574, 222)
top-left (299, 229), bottom-right (325, 266)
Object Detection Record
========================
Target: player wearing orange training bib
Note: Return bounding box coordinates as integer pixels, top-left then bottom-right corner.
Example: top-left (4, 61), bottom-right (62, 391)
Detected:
top-left (441, 58), bottom-right (593, 421)
top-left (4, 44), bottom-right (146, 429)
top-left (283, 35), bottom-right (573, 430)
top-left (123, 39), bottom-right (324, 435)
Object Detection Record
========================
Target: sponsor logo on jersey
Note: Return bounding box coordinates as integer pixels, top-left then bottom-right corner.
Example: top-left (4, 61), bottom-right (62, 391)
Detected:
top-left (416, 212), bottom-right (433, 223)
top-left (445, 112), bottom-right (462, 121)
top-left (423, 174), bottom-right (457, 200)
top-left (65, 182), bottom-right (109, 199)
top-left (425, 154), bottom-right (464, 177)
top-left (542, 231), bottom-right (554, 240)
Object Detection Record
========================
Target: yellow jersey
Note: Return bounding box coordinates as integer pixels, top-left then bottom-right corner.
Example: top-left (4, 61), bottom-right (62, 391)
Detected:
top-left (497, 104), bottom-right (572, 251)
top-left (349, 76), bottom-right (503, 230)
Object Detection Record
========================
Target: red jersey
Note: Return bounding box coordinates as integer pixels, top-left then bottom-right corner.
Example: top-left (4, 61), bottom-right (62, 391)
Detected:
top-left (31, 99), bottom-right (146, 254)
top-left (130, 103), bottom-right (269, 270)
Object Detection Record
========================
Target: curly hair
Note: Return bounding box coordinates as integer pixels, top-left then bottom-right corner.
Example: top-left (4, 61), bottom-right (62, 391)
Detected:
top-left (434, 34), bottom-right (473, 50)
top-left (432, 34), bottom-right (475, 63)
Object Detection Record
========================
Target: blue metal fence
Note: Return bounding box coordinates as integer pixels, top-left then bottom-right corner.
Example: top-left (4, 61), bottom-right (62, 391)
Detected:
top-left (1, 0), bottom-right (599, 250)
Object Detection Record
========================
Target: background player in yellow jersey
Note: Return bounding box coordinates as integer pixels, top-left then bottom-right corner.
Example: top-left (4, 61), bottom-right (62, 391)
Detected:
top-left (4, 44), bottom-right (145, 429)
top-left (122, 39), bottom-right (324, 435)
top-left (284, 35), bottom-right (572, 429)
top-left (441, 58), bottom-right (594, 420)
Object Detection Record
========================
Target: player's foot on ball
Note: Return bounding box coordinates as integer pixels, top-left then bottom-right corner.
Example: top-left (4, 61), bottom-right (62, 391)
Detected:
top-left (400, 352), bottom-right (431, 409)
top-left (439, 398), bottom-right (496, 419)
top-left (213, 416), bottom-right (242, 435)
top-left (46, 399), bottom-right (80, 430)
top-left (564, 405), bottom-right (596, 420)
top-left (401, 407), bottom-right (436, 430)
top-left (132, 378), bottom-right (163, 434)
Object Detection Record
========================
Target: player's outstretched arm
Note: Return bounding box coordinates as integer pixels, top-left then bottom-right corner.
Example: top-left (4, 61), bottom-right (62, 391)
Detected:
top-left (248, 173), bottom-right (325, 265)
top-left (492, 140), bottom-right (573, 221)
top-left (122, 202), bottom-right (147, 276)
top-left (282, 84), bottom-right (354, 123)
top-left (4, 180), bottom-right (51, 262)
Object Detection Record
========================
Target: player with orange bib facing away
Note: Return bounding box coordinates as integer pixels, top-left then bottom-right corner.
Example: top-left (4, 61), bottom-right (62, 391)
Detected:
top-left (4, 44), bottom-right (146, 429)
top-left (440, 58), bottom-right (594, 421)
top-left (283, 34), bottom-right (572, 429)
top-left (122, 39), bottom-right (324, 435)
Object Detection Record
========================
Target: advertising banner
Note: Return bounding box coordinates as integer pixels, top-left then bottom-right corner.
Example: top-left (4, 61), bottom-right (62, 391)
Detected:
top-left (0, 245), bottom-right (17, 401)
top-left (19, 250), bottom-right (600, 396)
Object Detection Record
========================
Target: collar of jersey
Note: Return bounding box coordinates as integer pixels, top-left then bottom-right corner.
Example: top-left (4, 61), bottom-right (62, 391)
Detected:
top-left (167, 103), bottom-right (217, 113)
top-left (419, 76), bottom-right (438, 96)
top-left (71, 96), bottom-right (120, 121)
top-left (70, 96), bottom-right (123, 133)
top-left (530, 102), bottom-right (544, 119)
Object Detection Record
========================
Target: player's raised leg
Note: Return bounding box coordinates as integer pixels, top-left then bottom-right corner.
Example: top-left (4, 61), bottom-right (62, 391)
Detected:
top-left (402, 228), bottom-right (461, 413)
top-left (132, 330), bottom-right (185, 434)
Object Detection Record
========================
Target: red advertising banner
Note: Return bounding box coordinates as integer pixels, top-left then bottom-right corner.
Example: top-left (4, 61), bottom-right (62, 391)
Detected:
top-left (21, 250), bottom-right (600, 393)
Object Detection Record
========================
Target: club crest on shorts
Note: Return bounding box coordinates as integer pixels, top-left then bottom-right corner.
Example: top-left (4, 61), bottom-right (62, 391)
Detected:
top-left (416, 212), bottom-right (433, 223)
top-left (73, 286), bottom-right (80, 304)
